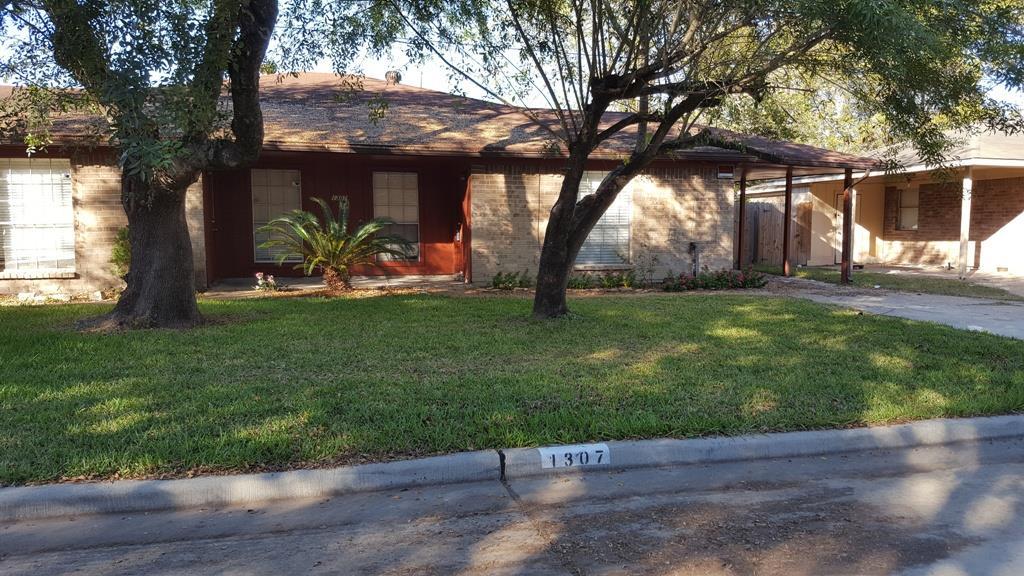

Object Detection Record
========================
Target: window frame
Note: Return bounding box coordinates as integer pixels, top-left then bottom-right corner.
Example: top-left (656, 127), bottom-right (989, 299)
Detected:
top-left (0, 157), bottom-right (76, 279)
top-left (574, 171), bottom-right (633, 268)
top-left (372, 171), bottom-right (421, 263)
top-left (896, 186), bottom-right (920, 231)
top-left (251, 168), bottom-right (304, 264)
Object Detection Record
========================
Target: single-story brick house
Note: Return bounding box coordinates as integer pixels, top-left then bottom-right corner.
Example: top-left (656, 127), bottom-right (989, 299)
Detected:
top-left (744, 131), bottom-right (1024, 275)
top-left (0, 73), bottom-right (872, 295)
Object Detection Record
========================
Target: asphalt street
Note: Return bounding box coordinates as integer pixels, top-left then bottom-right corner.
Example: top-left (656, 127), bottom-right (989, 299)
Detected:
top-left (3, 437), bottom-right (1024, 575)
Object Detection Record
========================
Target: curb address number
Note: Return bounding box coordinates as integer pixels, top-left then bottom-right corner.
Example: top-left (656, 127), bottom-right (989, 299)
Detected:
top-left (538, 443), bottom-right (611, 469)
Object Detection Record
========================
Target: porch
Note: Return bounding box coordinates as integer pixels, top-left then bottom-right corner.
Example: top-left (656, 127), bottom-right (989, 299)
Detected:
top-left (741, 165), bottom-right (1024, 278)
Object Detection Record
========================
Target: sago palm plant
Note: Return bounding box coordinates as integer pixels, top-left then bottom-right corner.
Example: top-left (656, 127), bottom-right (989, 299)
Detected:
top-left (257, 196), bottom-right (413, 291)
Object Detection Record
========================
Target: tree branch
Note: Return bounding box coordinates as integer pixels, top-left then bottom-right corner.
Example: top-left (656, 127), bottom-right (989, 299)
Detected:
top-left (201, 0), bottom-right (278, 172)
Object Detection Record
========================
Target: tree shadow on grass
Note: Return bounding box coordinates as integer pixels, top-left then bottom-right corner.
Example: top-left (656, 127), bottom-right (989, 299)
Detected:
top-left (2, 294), bottom-right (1022, 486)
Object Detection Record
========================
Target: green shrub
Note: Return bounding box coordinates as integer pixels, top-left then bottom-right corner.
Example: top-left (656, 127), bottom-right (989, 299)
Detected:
top-left (603, 269), bottom-right (637, 288)
top-left (110, 227), bottom-right (131, 279)
top-left (567, 273), bottom-right (598, 289)
top-left (491, 270), bottom-right (534, 290)
top-left (663, 268), bottom-right (768, 292)
top-left (568, 270), bottom-right (639, 289)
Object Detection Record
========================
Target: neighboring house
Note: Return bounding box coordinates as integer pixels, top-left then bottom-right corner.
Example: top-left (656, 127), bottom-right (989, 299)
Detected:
top-left (744, 131), bottom-right (1024, 275)
top-left (0, 73), bottom-right (871, 295)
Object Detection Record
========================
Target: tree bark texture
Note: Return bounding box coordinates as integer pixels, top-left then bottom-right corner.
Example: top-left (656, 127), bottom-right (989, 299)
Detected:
top-left (84, 176), bottom-right (200, 329)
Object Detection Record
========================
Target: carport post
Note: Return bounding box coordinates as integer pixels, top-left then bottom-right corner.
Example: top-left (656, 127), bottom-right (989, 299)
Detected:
top-left (736, 167), bottom-right (747, 269)
top-left (782, 166), bottom-right (794, 276)
top-left (840, 168), bottom-right (854, 284)
top-left (958, 167), bottom-right (973, 279)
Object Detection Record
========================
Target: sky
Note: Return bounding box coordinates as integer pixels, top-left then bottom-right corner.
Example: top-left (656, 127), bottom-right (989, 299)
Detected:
top-left (4, 39), bottom-right (1022, 111)
top-left (347, 46), bottom-right (1024, 110)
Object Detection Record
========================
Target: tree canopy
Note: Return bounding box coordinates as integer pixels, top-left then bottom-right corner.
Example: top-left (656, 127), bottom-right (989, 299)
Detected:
top-left (2, 0), bottom-right (1022, 322)
top-left (1, 0), bottom-right (280, 327)
top-left (343, 0), bottom-right (1024, 316)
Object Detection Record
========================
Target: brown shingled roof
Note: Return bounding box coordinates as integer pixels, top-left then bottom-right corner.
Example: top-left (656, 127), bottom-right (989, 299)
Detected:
top-left (257, 73), bottom-right (875, 170)
top-left (1, 73), bottom-right (875, 171)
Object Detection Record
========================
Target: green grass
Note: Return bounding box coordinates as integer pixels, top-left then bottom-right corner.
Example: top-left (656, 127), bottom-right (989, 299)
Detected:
top-left (755, 265), bottom-right (1024, 301)
top-left (2, 294), bottom-right (1022, 485)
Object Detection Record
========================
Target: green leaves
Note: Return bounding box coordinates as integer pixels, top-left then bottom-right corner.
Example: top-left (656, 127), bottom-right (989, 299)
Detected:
top-left (1, 0), bottom-right (278, 196)
top-left (257, 195), bottom-right (414, 280)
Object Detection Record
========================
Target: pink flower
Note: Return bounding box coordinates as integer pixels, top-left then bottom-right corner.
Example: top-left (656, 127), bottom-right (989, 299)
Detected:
top-left (256, 272), bottom-right (264, 279)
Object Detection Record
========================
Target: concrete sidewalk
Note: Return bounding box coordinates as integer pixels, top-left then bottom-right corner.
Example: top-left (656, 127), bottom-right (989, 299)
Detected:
top-left (796, 290), bottom-right (1024, 340)
top-left (3, 437), bottom-right (1023, 575)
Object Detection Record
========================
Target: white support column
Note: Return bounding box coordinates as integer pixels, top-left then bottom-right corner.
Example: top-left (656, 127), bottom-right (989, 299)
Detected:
top-left (958, 168), bottom-right (973, 279)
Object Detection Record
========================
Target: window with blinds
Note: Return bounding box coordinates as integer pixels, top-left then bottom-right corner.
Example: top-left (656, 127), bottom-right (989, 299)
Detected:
top-left (576, 171), bottom-right (632, 266)
top-left (372, 171), bottom-right (420, 261)
top-left (897, 188), bottom-right (919, 231)
top-left (252, 169), bottom-right (303, 263)
top-left (0, 158), bottom-right (75, 274)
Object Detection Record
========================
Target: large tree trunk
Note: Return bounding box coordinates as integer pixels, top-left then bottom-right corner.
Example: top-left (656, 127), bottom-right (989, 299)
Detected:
top-left (531, 155), bottom-right (644, 319)
top-left (82, 177), bottom-right (200, 329)
top-left (532, 160), bottom-right (589, 319)
top-left (533, 240), bottom-right (575, 318)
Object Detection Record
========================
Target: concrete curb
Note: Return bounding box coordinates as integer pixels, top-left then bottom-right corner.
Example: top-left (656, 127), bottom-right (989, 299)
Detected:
top-left (500, 414), bottom-right (1024, 479)
top-left (3, 415), bottom-right (1023, 522)
top-left (0, 450), bottom-right (499, 523)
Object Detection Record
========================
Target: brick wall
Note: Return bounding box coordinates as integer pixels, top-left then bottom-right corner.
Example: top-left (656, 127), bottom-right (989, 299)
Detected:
top-left (1, 154), bottom-right (207, 295)
top-left (469, 163), bottom-right (734, 282)
top-left (882, 182), bottom-right (963, 266)
top-left (881, 176), bottom-right (1024, 271)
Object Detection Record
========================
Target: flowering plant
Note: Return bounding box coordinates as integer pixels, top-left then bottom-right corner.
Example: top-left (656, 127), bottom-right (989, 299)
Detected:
top-left (254, 272), bottom-right (280, 292)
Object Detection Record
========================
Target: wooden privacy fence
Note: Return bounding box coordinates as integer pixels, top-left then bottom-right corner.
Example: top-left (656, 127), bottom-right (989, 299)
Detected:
top-left (741, 195), bottom-right (812, 268)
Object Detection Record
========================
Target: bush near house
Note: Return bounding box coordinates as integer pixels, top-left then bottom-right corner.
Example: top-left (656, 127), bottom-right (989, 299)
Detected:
top-left (567, 270), bottom-right (638, 289)
top-left (492, 269), bottom-right (642, 290)
top-left (491, 270), bottom-right (535, 289)
top-left (663, 268), bottom-right (768, 291)
top-left (109, 227), bottom-right (131, 279)
top-left (257, 196), bottom-right (412, 291)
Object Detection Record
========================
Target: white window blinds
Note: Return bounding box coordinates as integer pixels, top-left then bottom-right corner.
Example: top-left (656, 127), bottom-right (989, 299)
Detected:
top-left (252, 169), bottom-right (302, 263)
top-left (898, 188), bottom-right (919, 231)
top-left (0, 158), bottom-right (75, 273)
top-left (372, 171), bottom-right (420, 261)
top-left (576, 171), bottom-right (632, 266)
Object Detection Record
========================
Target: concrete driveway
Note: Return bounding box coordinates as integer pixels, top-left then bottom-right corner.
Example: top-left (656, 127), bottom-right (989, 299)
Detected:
top-left (860, 265), bottom-right (1024, 299)
top-left (773, 278), bottom-right (1024, 340)
top-left (799, 292), bottom-right (1024, 339)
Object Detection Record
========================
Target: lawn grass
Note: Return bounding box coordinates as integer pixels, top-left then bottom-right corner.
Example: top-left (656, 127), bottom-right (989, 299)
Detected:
top-left (755, 265), bottom-right (1024, 301)
top-left (1, 293), bottom-right (1022, 485)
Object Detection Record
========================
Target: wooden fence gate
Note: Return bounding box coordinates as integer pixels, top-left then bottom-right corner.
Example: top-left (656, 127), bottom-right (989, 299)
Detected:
top-left (741, 195), bottom-right (811, 268)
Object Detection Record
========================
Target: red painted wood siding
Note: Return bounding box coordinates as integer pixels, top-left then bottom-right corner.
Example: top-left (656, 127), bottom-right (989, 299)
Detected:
top-left (205, 151), bottom-right (469, 281)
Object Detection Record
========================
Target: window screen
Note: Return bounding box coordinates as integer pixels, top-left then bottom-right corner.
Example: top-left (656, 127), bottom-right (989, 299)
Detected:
top-left (372, 172), bottom-right (419, 261)
top-left (897, 188), bottom-right (919, 231)
top-left (0, 158), bottom-right (75, 273)
top-left (576, 171), bottom-right (632, 266)
top-left (252, 169), bottom-right (302, 263)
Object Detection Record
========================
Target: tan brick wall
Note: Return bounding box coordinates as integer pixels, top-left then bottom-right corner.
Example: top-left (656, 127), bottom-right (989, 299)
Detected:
top-left (185, 178), bottom-right (206, 286)
top-left (0, 157), bottom-right (207, 295)
top-left (469, 163), bottom-right (734, 282)
top-left (630, 166), bottom-right (735, 278)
